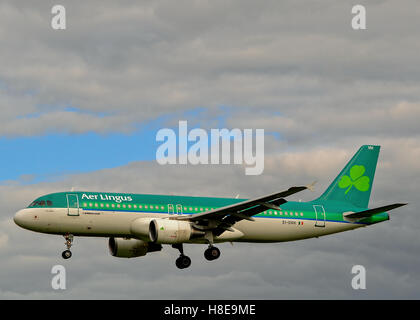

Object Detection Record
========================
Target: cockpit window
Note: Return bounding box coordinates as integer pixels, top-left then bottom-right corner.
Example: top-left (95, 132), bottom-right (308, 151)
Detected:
top-left (28, 200), bottom-right (53, 207)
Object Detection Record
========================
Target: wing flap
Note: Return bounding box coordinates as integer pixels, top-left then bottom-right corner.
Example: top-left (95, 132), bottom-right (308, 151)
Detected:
top-left (186, 185), bottom-right (308, 222)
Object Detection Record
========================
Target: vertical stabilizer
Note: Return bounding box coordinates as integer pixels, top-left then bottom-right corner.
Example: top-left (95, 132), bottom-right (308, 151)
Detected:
top-left (316, 145), bottom-right (380, 208)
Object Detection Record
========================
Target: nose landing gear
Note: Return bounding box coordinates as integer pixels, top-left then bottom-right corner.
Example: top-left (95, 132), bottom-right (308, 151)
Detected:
top-left (62, 233), bottom-right (74, 259)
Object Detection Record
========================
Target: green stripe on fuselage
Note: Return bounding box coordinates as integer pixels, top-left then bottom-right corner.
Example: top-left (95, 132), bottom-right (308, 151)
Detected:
top-left (28, 191), bottom-right (388, 225)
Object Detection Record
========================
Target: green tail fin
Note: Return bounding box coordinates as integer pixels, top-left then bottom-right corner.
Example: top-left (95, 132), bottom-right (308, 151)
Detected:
top-left (316, 145), bottom-right (380, 208)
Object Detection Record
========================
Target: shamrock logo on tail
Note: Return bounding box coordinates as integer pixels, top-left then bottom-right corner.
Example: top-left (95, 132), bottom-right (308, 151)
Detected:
top-left (338, 165), bottom-right (370, 194)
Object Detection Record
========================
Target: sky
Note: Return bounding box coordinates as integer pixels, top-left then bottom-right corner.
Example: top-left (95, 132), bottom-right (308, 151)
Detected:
top-left (0, 0), bottom-right (420, 299)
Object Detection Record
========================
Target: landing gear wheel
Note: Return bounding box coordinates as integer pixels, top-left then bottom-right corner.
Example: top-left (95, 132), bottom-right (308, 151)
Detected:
top-left (175, 255), bottom-right (191, 269)
top-left (204, 246), bottom-right (220, 261)
top-left (172, 243), bottom-right (191, 269)
top-left (62, 233), bottom-right (74, 259)
top-left (62, 250), bottom-right (72, 259)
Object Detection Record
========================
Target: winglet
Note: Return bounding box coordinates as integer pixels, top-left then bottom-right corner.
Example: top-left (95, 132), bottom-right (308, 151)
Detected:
top-left (306, 181), bottom-right (317, 192)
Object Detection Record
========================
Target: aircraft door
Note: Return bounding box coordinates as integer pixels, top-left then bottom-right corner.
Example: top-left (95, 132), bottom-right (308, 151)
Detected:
top-left (67, 194), bottom-right (80, 216)
top-left (176, 204), bottom-right (183, 215)
top-left (313, 205), bottom-right (326, 227)
top-left (168, 204), bottom-right (175, 215)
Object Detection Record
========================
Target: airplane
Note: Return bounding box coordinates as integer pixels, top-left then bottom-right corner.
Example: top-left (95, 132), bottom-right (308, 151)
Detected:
top-left (13, 145), bottom-right (406, 269)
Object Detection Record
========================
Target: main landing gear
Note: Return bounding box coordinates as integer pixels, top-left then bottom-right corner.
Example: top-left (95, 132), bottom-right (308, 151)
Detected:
top-left (172, 243), bottom-right (221, 269)
top-left (204, 245), bottom-right (221, 261)
top-left (172, 244), bottom-right (191, 269)
top-left (203, 231), bottom-right (220, 261)
top-left (62, 233), bottom-right (74, 259)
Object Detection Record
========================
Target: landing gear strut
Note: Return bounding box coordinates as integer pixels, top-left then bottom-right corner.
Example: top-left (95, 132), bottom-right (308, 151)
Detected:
top-left (62, 233), bottom-right (74, 259)
top-left (204, 245), bottom-right (221, 261)
top-left (203, 231), bottom-right (220, 261)
top-left (172, 244), bottom-right (191, 269)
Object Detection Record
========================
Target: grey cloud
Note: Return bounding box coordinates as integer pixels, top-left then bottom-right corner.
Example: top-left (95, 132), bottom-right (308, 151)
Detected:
top-left (226, 102), bottom-right (420, 146)
top-left (0, 111), bottom-right (133, 136)
top-left (1, 1), bottom-right (420, 134)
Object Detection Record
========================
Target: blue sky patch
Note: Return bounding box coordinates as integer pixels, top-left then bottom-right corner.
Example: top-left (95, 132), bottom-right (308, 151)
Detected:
top-left (0, 107), bottom-right (224, 183)
top-left (0, 106), bottom-right (275, 184)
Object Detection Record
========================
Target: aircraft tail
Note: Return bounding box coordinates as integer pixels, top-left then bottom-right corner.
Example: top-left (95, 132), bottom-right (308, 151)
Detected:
top-left (316, 145), bottom-right (380, 208)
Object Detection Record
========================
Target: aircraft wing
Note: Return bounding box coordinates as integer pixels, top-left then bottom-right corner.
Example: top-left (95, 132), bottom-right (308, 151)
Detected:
top-left (178, 184), bottom-right (313, 236)
top-left (343, 203), bottom-right (407, 220)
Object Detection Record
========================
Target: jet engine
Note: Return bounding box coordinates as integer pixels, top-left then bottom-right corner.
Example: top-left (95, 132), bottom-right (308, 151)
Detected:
top-left (130, 217), bottom-right (155, 240)
top-left (108, 237), bottom-right (162, 258)
top-left (148, 218), bottom-right (205, 244)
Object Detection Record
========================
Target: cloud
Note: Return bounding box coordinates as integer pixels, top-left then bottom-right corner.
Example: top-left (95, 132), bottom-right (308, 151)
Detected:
top-left (0, 233), bottom-right (8, 249)
top-left (0, 110), bottom-right (134, 137)
top-left (1, 1), bottom-right (420, 135)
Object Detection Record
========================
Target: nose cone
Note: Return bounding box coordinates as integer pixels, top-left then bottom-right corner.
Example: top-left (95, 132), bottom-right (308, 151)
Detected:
top-left (14, 209), bottom-right (29, 229)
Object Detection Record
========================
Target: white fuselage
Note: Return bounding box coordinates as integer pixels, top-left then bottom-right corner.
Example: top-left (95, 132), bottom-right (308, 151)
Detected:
top-left (14, 207), bottom-right (363, 243)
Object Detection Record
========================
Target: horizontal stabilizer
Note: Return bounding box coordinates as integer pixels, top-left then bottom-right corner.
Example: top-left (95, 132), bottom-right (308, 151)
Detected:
top-left (343, 203), bottom-right (407, 220)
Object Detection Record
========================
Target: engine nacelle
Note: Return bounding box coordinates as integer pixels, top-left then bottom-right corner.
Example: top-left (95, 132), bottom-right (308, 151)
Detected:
top-left (108, 237), bottom-right (162, 258)
top-left (149, 219), bottom-right (204, 244)
top-left (130, 217), bottom-right (155, 241)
